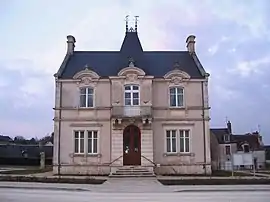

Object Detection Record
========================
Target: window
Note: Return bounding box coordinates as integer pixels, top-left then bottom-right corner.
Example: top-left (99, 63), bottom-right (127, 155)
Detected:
top-left (224, 135), bottom-right (230, 142)
top-left (80, 87), bottom-right (94, 108)
top-left (87, 131), bottom-right (98, 154)
top-left (166, 130), bottom-right (177, 153)
top-left (243, 144), bottom-right (250, 153)
top-left (225, 145), bottom-right (231, 155)
top-left (124, 85), bottom-right (139, 106)
top-left (179, 130), bottom-right (190, 153)
top-left (170, 87), bottom-right (184, 107)
top-left (166, 129), bottom-right (190, 153)
top-left (74, 131), bottom-right (84, 154)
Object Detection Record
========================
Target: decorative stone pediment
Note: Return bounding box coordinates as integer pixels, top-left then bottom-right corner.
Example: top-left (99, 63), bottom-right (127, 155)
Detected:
top-left (164, 69), bottom-right (191, 80)
top-left (118, 66), bottom-right (146, 77)
top-left (73, 64), bottom-right (100, 80)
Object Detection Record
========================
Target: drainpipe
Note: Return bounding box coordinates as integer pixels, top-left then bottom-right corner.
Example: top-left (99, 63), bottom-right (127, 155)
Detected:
top-left (57, 81), bottom-right (62, 175)
top-left (109, 79), bottom-right (112, 164)
top-left (201, 81), bottom-right (207, 175)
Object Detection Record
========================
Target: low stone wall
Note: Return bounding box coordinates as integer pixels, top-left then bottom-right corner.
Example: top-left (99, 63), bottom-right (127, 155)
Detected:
top-left (53, 165), bottom-right (110, 176)
top-left (155, 165), bottom-right (212, 175)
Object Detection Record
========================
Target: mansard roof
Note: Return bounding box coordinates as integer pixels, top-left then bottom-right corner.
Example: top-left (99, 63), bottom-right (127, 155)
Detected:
top-left (56, 29), bottom-right (207, 79)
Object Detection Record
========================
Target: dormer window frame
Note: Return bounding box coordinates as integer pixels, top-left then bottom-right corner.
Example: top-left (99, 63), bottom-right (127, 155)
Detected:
top-left (223, 134), bottom-right (230, 143)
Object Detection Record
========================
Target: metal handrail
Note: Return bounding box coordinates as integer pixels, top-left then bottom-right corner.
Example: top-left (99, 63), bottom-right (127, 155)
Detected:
top-left (141, 155), bottom-right (156, 166)
top-left (109, 155), bottom-right (123, 165)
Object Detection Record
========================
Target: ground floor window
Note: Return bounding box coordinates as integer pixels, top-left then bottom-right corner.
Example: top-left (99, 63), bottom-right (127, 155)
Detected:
top-left (74, 130), bottom-right (98, 154)
top-left (166, 129), bottom-right (190, 153)
top-left (87, 130), bottom-right (98, 154)
top-left (74, 131), bottom-right (85, 154)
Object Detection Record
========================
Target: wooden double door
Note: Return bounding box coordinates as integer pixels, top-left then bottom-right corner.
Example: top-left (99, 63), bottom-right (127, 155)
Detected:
top-left (123, 125), bottom-right (141, 165)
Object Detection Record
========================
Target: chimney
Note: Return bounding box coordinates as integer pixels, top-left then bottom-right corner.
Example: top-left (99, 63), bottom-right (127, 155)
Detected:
top-left (227, 121), bottom-right (232, 134)
top-left (67, 35), bottom-right (76, 54)
top-left (186, 35), bottom-right (196, 53)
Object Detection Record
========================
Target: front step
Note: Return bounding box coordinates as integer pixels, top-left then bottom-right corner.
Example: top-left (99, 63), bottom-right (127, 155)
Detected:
top-left (109, 166), bottom-right (155, 178)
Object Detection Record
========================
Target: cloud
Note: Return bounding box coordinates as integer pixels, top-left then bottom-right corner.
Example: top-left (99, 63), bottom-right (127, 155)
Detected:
top-left (1, 0), bottom-right (270, 143)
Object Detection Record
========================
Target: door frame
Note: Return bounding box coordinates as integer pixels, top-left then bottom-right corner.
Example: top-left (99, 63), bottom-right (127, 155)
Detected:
top-left (123, 124), bottom-right (141, 166)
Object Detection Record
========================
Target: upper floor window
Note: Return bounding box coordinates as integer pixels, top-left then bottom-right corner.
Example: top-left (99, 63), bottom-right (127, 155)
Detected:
top-left (80, 87), bottom-right (94, 108)
top-left (124, 85), bottom-right (139, 106)
top-left (170, 87), bottom-right (184, 107)
top-left (225, 145), bottom-right (231, 155)
top-left (243, 144), bottom-right (250, 153)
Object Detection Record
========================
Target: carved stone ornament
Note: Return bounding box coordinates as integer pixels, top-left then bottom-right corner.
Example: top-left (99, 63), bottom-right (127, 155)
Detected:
top-left (126, 74), bottom-right (138, 82)
top-left (81, 77), bottom-right (92, 85)
top-left (170, 76), bottom-right (183, 85)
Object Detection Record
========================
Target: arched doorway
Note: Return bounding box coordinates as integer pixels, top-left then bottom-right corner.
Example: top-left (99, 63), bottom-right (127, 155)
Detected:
top-left (123, 125), bottom-right (141, 165)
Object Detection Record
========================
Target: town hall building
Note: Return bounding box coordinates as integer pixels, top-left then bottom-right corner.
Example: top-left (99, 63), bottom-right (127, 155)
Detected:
top-left (53, 17), bottom-right (211, 176)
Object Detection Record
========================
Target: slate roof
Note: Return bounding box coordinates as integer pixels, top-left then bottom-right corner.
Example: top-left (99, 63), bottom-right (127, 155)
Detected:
top-left (210, 128), bottom-right (230, 144)
top-left (210, 128), bottom-right (263, 151)
top-left (57, 30), bottom-right (206, 79)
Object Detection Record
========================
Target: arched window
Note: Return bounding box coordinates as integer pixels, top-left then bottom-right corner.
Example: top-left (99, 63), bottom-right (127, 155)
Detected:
top-left (169, 87), bottom-right (184, 107)
top-left (124, 85), bottom-right (139, 106)
top-left (80, 87), bottom-right (94, 108)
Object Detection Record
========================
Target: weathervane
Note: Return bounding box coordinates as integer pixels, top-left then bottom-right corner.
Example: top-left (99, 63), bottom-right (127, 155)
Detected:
top-left (134, 16), bottom-right (139, 31)
top-left (125, 15), bottom-right (129, 32)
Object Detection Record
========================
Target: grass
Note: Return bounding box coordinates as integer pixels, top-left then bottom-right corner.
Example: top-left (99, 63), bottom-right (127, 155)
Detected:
top-left (0, 166), bottom-right (52, 175)
top-left (161, 170), bottom-right (253, 177)
top-left (212, 170), bottom-right (253, 177)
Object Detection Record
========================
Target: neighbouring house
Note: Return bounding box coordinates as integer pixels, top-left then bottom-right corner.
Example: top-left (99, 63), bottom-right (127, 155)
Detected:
top-left (0, 144), bottom-right (53, 166)
top-left (210, 121), bottom-right (265, 171)
top-left (0, 135), bottom-right (13, 144)
top-left (265, 145), bottom-right (270, 165)
top-left (53, 18), bottom-right (211, 176)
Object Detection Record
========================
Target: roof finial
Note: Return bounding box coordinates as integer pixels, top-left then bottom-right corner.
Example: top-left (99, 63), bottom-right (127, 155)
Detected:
top-left (134, 16), bottom-right (139, 32)
top-left (125, 15), bottom-right (129, 32)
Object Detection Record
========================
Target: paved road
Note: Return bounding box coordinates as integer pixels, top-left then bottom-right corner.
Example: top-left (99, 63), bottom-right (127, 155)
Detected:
top-left (1, 188), bottom-right (270, 202)
top-left (1, 180), bottom-right (270, 202)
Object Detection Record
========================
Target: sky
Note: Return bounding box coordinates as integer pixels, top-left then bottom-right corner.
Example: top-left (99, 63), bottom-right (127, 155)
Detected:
top-left (0, 0), bottom-right (269, 143)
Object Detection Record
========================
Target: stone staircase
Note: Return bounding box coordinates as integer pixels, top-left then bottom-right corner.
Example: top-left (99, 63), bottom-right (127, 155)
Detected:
top-left (109, 166), bottom-right (155, 178)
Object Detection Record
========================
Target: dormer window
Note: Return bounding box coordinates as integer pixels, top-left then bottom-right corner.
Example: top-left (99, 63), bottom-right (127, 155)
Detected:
top-left (223, 134), bottom-right (230, 142)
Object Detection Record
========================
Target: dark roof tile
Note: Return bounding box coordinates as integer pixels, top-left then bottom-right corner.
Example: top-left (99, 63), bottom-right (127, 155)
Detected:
top-left (58, 31), bottom-right (205, 79)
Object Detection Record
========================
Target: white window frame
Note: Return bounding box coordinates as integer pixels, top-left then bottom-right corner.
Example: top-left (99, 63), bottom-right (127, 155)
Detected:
top-left (165, 128), bottom-right (191, 154)
top-left (179, 130), bottom-right (190, 153)
top-left (169, 87), bottom-right (184, 107)
top-left (79, 87), bottom-right (94, 108)
top-left (124, 85), bottom-right (140, 106)
top-left (87, 130), bottom-right (98, 154)
top-left (74, 131), bottom-right (85, 154)
top-left (224, 134), bottom-right (230, 142)
top-left (166, 130), bottom-right (177, 153)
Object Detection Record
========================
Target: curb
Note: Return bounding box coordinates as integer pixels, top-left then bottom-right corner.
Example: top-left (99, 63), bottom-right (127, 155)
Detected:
top-left (0, 175), bottom-right (106, 185)
top-left (0, 185), bottom-right (90, 192)
top-left (159, 178), bottom-right (270, 185)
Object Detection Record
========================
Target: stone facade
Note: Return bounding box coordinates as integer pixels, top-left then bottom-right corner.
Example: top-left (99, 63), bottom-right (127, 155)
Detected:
top-left (53, 27), bottom-right (211, 176)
